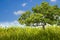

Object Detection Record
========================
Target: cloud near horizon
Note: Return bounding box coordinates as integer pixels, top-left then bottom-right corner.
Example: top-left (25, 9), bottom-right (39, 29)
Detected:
top-left (0, 20), bottom-right (25, 27)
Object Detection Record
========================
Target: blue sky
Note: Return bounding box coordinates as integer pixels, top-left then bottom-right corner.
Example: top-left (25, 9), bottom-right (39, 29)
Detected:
top-left (0, 0), bottom-right (60, 26)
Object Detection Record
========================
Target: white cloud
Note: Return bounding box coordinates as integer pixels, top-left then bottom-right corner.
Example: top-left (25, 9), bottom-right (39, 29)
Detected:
top-left (22, 3), bottom-right (27, 7)
top-left (14, 10), bottom-right (25, 15)
top-left (0, 20), bottom-right (25, 28)
top-left (51, 0), bottom-right (56, 2)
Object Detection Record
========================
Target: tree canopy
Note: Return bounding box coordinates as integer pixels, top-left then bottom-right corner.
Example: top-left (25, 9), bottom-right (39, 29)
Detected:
top-left (18, 2), bottom-right (60, 28)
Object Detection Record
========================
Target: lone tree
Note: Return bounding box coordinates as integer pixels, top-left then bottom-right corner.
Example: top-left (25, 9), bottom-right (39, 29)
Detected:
top-left (18, 2), bottom-right (60, 29)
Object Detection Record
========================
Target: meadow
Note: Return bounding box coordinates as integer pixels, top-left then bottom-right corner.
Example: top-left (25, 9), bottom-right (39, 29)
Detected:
top-left (0, 26), bottom-right (60, 40)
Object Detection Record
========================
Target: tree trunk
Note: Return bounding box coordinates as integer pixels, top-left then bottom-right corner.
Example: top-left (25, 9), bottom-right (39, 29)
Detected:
top-left (42, 23), bottom-right (46, 30)
top-left (36, 23), bottom-right (38, 26)
top-left (42, 25), bottom-right (45, 30)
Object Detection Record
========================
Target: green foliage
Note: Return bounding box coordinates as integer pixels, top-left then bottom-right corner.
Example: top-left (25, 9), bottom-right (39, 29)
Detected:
top-left (18, 2), bottom-right (60, 27)
top-left (18, 11), bottom-right (31, 24)
top-left (25, 13), bottom-right (44, 26)
top-left (0, 26), bottom-right (60, 40)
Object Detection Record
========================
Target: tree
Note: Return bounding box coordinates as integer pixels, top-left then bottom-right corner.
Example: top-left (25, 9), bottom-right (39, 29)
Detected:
top-left (25, 13), bottom-right (44, 26)
top-left (32, 2), bottom-right (60, 25)
top-left (18, 2), bottom-right (60, 29)
top-left (18, 11), bottom-right (31, 25)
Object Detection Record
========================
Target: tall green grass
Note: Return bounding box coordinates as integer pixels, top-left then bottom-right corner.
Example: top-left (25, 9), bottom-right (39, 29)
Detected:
top-left (0, 26), bottom-right (60, 40)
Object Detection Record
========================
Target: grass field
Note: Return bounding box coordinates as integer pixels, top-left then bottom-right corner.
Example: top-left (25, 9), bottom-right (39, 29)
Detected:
top-left (0, 26), bottom-right (60, 40)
